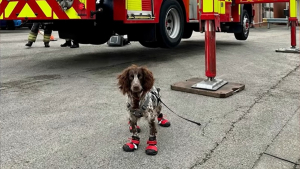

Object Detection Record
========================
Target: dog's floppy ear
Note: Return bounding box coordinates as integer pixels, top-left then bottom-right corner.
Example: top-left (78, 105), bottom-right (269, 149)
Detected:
top-left (117, 67), bottom-right (131, 95)
top-left (141, 66), bottom-right (154, 93)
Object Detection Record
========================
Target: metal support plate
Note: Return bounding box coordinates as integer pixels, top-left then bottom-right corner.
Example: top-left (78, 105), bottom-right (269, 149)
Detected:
top-left (275, 47), bottom-right (300, 53)
top-left (171, 78), bottom-right (245, 98)
top-left (191, 78), bottom-right (228, 91)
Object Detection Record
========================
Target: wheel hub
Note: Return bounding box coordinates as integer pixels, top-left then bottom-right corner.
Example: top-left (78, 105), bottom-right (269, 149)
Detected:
top-left (165, 8), bottom-right (180, 39)
top-left (243, 16), bottom-right (249, 35)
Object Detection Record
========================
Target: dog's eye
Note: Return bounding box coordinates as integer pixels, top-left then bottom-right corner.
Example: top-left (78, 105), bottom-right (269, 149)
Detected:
top-left (129, 75), bottom-right (134, 80)
top-left (138, 74), bottom-right (142, 79)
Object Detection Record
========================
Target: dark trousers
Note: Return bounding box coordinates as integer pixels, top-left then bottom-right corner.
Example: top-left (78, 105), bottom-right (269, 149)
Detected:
top-left (28, 23), bottom-right (52, 43)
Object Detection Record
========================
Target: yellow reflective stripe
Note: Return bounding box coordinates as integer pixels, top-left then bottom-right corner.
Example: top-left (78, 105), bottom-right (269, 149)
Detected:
top-left (126, 0), bottom-right (142, 11)
top-left (214, 0), bottom-right (219, 13)
top-left (128, 16), bottom-right (155, 19)
top-left (0, 0), bottom-right (2, 5)
top-left (220, 2), bottom-right (225, 14)
top-left (28, 33), bottom-right (37, 42)
top-left (65, 7), bottom-right (81, 19)
top-left (5, 1), bottom-right (18, 18)
top-left (53, 12), bottom-right (58, 19)
top-left (0, 13), bottom-right (3, 19)
top-left (290, 0), bottom-right (296, 17)
top-left (17, 3), bottom-right (36, 18)
top-left (36, 0), bottom-right (52, 17)
top-left (79, 0), bottom-right (87, 9)
top-left (238, 4), bottom-right (240, 15)
top-left (43, 35), bottom-right (50, 42)
top-left (203, 0), bottom-right (213, 13)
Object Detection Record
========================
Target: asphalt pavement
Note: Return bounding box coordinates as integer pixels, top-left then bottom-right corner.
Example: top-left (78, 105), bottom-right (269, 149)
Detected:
top-left (1, 25), bottom-right (299, 169)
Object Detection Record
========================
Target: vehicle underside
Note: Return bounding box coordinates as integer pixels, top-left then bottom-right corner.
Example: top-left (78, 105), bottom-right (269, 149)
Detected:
top-left (40, 1), bottom-right (252, 48)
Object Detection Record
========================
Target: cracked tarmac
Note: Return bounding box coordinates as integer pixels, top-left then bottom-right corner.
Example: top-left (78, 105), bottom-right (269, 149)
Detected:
top-left (1, 25), bottom-right (299, 169)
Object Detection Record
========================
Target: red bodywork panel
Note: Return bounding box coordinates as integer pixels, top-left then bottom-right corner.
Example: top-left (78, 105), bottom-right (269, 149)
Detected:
top-left (0, 0), bottom-right (95, 20)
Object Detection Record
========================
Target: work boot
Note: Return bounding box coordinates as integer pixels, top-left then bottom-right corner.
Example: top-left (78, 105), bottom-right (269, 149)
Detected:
top-left (61, 40), bottom-right (71, 47)
top-left (70, 41), bottom-right (79, 48)
top-left (25, 41), bottom-right (33, 47)
top-left (44, 42), bottom-right (50, 48)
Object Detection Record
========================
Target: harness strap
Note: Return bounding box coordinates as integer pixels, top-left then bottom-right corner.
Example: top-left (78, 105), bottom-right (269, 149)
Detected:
top-left (128, 94), bottom-right (151, 117)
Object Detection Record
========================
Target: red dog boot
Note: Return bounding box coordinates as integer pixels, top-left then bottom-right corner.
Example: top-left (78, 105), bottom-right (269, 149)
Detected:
top-left (157, 113), bottom-right (171, 127)
top-left (128, 121), bottom-right (141, 133)
top-left (145, 136), bottom-right (158, 155)
top-left (123, 136), bottom-right (140, 152)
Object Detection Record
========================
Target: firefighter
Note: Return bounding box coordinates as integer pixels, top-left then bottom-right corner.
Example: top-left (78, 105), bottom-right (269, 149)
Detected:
top-left (60, 39), bottom-right (80, 48)
top-left (25, 22), bottom-right (53, 47)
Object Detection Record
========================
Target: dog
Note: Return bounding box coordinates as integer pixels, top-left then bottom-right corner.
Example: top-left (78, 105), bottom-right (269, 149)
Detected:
top-left (117, 64), bottom-right (171, 155)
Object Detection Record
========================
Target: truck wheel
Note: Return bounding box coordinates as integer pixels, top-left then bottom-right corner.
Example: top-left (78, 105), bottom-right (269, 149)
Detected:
top-left (139, 41), bottom-right (159, 48)
top-left (182, 24), bottom-right (193, 39)
top-left (234, 10), bottom-right (250, 40)
top-left (157, 0), bottom-right (184, 48)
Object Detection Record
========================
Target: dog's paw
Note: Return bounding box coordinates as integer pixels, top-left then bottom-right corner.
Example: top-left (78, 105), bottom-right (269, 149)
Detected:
top-left (145, 147), bottom-right (158, 155)
top-left (145, 140), bottom-right (158, 155)
top-left (158, 118), bottom-right (171, 127)
top-left (123, 137), bottom-right (140, 152)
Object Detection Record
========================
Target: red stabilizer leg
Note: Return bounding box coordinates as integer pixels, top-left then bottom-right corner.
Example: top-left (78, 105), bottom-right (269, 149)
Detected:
top-left (291, 21), bottom-right (296, 48)
top-left (123, 136), bottom-right (140, 152)
top-left (205, 20), bottom-right (216, 78)
top-left (145, 137), bottom-right (158, 155)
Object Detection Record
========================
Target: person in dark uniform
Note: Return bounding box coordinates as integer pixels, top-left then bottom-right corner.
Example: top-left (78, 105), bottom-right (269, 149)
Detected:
top-left (25, 22), bottom-right (53, 47)
top-left (60, 39), bottom-right (79, 48)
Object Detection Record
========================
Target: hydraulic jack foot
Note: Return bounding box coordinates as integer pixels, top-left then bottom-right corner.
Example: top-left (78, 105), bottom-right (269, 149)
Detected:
top-left (191, 77), bottom-right (228, 91)
top-left (275, 47), bottom-right (300, 53)
top-left (171, 78), bottom-right (244, 98)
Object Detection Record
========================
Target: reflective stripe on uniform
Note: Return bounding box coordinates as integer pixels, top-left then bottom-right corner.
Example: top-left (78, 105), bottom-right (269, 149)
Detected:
top-left (28, 32), bottom-right (38, 42)
top-left (43, 34), bottom-right (51, 42)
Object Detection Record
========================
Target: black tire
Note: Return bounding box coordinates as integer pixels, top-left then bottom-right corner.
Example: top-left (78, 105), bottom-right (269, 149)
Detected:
top-left (182, 24), bottom-right (193, 39)
top-left (157, 0), bottom-right (184, 48)
top-left (139, 41), bottom-right (159, 48)
top-left (234, 10), bottom-right (250, 40)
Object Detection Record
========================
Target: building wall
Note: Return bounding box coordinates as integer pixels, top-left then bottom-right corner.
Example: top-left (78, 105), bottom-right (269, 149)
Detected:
top-left (252, 2), bottom-right (289, 27)
top-left (273, 2), bottom-right (286, 18)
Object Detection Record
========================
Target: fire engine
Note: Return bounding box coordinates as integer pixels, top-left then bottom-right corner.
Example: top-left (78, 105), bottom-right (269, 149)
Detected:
top-left (0, 0), bottom-right (298, 93)
top-left (0, 0), bottom-right (255, 48)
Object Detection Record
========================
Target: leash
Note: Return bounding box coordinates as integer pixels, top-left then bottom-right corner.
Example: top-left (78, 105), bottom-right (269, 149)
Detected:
top-left (151, 91), bottom-right (201, 126)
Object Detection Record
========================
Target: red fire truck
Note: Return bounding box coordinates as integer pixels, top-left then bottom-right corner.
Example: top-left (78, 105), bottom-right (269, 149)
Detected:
top-left (0, 0), bottom-right (254, 48)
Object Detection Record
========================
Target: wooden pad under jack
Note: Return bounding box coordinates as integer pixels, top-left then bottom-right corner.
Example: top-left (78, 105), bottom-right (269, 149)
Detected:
top-left (171, 78), bottom-right (245, 98)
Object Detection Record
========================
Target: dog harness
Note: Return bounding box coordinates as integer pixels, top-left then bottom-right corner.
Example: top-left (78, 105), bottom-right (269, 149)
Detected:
top-left (127, 87), bottom-right (160, 118)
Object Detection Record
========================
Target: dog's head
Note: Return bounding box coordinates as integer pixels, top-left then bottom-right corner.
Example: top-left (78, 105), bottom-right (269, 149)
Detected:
top-left (117, 64), bottom-right (154, 95)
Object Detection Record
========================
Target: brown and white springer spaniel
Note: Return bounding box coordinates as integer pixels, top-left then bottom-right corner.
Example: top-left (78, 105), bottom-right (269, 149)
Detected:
top-left (117, 64), bottom-right (170, 155)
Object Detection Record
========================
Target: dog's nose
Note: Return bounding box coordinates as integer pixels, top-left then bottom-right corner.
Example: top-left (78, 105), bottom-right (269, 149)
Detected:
top-left (133, 85), bottom-right (140, 90)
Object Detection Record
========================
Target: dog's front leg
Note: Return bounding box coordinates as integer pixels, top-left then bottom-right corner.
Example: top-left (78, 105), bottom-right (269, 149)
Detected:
top-left (123, 115), bottom-right (140, 152)
top-left (129, 115), bottom-right (139, 136)
top-left (145, 110), bottom-right (158, 155)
